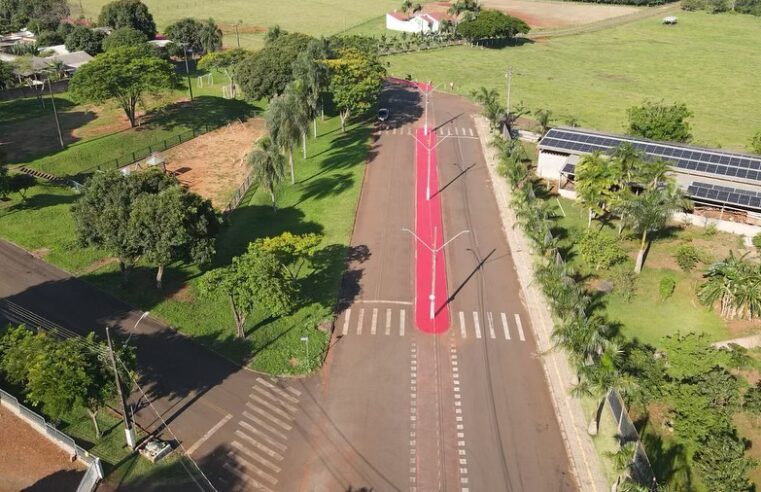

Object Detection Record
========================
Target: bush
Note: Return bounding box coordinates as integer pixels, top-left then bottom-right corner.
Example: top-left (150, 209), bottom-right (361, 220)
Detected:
top-left (578, 230), bottom-right (627, 271)
top-left (750, 131), bottom-right (761, 155)
top-left (736, 0), bottom-right (761, 15)
top-left (36, 30), bottom-right (64, 46)
top-left (681, 0), bottom-right (706, 10)
top-left (627, 100), bottom-right (693, 143)
top-left (704, 222), bottom-right (718, 237)
top-left (659, 275), bottom-right (677, 301)
top-left (609, 263), bottom-right (637, 302)
top-left (65, 26), bottom-right (105, 56)
top-left (102, 26), bottom-right (148, 51)
top-left (753, 233), bottom-right (761, 250)
top-left (675, 244), bottom-right (703, 271)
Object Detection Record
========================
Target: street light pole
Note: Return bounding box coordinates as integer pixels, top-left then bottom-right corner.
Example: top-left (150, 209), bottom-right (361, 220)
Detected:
top-left (182, 45), bottom-right (194, 102)
top-left (235, 20), bottom-right (241, 48)
top-left (505, 67), bottom-right (513, 116)
top-left (106, 326), bottom-right (136, 450)
top-left (300, 336), bottom-right (309, 370)
top-left (47, 77), bottom-right (64, 149)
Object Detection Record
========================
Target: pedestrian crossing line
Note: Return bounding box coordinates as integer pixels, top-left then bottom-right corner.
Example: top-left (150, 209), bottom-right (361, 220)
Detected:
top-left (249, 394), bottom-right (295, 421)
top-left (226, 450), bottom-right (279, 486)
top-left (285, 385), bottom-right (301, 397)
top-left (459, 311), bottom-right (466, 339)
top-left (400, 309), bottom-right (406, 337)
top-left (242, 411), bottom-right (289, 441)
top-left (514, 313), bottom-right (526, 341)
top-left (256, 377), bottom-right (299, 404)
top-left (234, 429), bottom-right (284, 461)
top-left (222, 462), bottom-right (275, 492)
top-left (501, 312), bottom-right (510, 340)
top-left (357, 308), bottom-right (365, 335)
top-left (371, 308), bottom-right (378, 335)
top-left (342, 308), bottom-right (351, 336)
top-left (472, 312), bottom-right (482, 339)
top-left (487, 312), bottom-right (496, 339)
top-left (385, 308), bottom-right (392, 335)
top-left (231, 440), bottom-right (282, 473)
top-left (461, 127), bottom-right (467, 134)
top-left (246, 402), bottom-right (293, 431)
top-left (469, 128), bottom-right (474, 137)
top-left (252, 386), bottom-right (298, 414)
top-left (238, 420), bottom-right (288, 452)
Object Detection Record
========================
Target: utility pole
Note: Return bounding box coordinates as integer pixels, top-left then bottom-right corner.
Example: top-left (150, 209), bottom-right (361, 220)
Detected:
top-left (182, 45), bottom-right (194, 102)
top-left (505, 66), bottom-right (513, 116)
top-left (106, 326), bottom-right (136, 450)
top-left (235, 20), bottom-right (241, 48)
top-left (47, 77), bottom-right (64, 149)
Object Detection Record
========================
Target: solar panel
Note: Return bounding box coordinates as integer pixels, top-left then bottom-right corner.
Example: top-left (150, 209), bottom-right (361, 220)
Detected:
top-left (687, 181), bottom-right (761, 211)
top-left (561, 163), bottom-right (576, 175)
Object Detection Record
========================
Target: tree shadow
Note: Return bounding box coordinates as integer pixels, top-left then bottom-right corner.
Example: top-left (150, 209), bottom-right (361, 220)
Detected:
top-left (300, 122), bottom-right (376, 184)
top-left (2, 109), bottom-right (97, 164)
top-left (376, 83), bottom-right (423, 130)
top-left (0, 190), bottom-right (79, 216)
top-left (640, 425), bottom-right (692, 489)
top-left (474, 37), bottom-right (534, 49)
top-left (296, 172), bottom-right (354, 205)
top-left (142, 96), bottom-right (259, 133)
top-left (20, 468), bottom-right (85, 492)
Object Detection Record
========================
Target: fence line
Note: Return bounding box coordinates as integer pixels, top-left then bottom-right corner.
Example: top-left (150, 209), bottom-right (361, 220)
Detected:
top-left (0, 387), bottom-right (104, 492)
top-left (606, 390), bottom-right (657, 488)
top-left (223, 171), bottom-right (255, 213)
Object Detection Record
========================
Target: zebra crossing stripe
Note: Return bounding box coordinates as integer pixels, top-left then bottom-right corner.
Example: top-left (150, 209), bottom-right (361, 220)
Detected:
top-left (226, 448), bottom-right (279, 485)
top-left (357, 308), bottom-right (365, 335)
top-left (455, 127), bottom-right (460, 135)
top-left (385, 308), bottom-right (392, 335)
top-left (341, 308), bottom-right (351, 336)
top-left (487, 312), bottom-right (496, 339)
top-left (469, 128), bottom-right (474, 136)
top-left (459, 311), bottom-right (466, 339)
top-left (515, 313), bottom-right (526, 341)
top-left (371, 308), bottom-right (378, 335)
top-left (501, 312), bottom-right (510, 340)
top-left (400, 309), bottom-right (406, 336)
top-left (472, 312), bottom-right (481, 339)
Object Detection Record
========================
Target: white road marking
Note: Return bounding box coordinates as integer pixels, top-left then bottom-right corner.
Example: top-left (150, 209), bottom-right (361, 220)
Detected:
top-left (341, 308), bottom-right (351, 336)
top-left (487, 312), bottom-right (496, 339)
top-left (459, 311), bottom-right (466, 338)
top-left (461, 127), bottom-right (467, 134)
top-left (352, 299), bottom-right (413, 305)
top-left (234, 429), bottom-right (284, 461)
top-left (357, 308), bottom-right (365, 335)
top-left (285, 386), bottom-right (301, 397)
top-left (469, 128), bottom-right (474, 136)
top-left (385, 308), bottom-right (391, 335)
top-left (231, 440), bottom-right (281, 473)
top-left (238, 420), bottom-right (287, 452)
top-left (246, 402), bottom-right (292, 431)
top-left (501, 312), bottom-right (510, 340)
top-left (227, 450), bottom-right (279, 486)
top-left (242, 411), bottom-right (289, 441)
top-left (455, 127), bottom-right (460, 135)
top-left (253, 386), bottom-right (298, 413)
top-left (472, 312), bottom-right (481, 339)
top-left (222, 462), bottom-right (275, 492)
top-left (256, 378), bottom-right (299, 403)
top-left (249, 395), bottom-right (294, 421)
top-left (186, 414), bottom-right (232, 455)
top-left (515, 313), bottom-right (526, 341)
top-left (400, 309), bottom-right (406, 336)
top-left (371, 308), bottom-right (378, 335)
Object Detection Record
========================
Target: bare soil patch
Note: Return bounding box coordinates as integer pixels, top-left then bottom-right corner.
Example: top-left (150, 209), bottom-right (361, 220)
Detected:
top-left (477, 0), bottom-right (640, 29)
top-left (143, 118), bottom-right (265, 209)
top-left (0, 408), bottom-right (85, 492)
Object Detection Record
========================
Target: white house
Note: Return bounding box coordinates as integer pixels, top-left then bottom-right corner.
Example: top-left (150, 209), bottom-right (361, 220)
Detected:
top-left (385, 11), bottom-right (450, 34)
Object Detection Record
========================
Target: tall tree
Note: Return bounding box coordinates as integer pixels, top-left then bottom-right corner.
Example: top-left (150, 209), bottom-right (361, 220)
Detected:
top-left (325, 48), bottom-right (386, 132)
top-left (235, 32), bottom-right (313, 100)
top-left (98, 0), bottom-right (156, 38)
top-left (456, 9), bottom-right (529, 41)
top-left (70, 46), bottom-right (177, 127)
top-left (471, 86), bottom-right (504, 131)
top-left (197, 48), bottom-right (248, 98)
top-left (266, 86), bottom-right (307, 184)
top-left (248, 136), bottom-right (286, 209)
top-left (64, 26), bottom-right (105, 56)
top-left (575, 151), bottom-right (616, 227)
top-left (165, 17), bottom-right (205, 53)
top-left (695, 432), bottom-right (756, 492)
top-left (102, 26), bottom-right (148, 51)
top-left (199, 18), bottom-right (223, 54)
top-left (292, 40), bottom-right (328, 138)
top-left (627, 100), bottom-right (693, 142)
top-left (198, 243), bottom-right (296, 339)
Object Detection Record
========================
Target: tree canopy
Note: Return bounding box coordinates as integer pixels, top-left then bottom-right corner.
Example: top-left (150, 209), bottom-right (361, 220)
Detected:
top-left (102, 26), bottom-right (148, 51)
top-left (98, 0), bottom-right (156, 38)
top-left (64, 26), bottom-right (105, 56)
top-left (627, 100), bottom-right (693, 142)
top-left (456, 9), bottom-right (529, 41)
top-left (235, 32), bottom-right (313, 100)
top-left (0, 0), bottom-right (69, 33)
top-left (325, 47), bottom-right (386, 132)
top-left (69, 46), bottom-right (176, 127)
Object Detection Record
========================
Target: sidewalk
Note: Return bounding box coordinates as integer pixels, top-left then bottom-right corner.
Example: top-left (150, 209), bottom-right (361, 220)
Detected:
top-left (474, 116), bottom-right (609, 492)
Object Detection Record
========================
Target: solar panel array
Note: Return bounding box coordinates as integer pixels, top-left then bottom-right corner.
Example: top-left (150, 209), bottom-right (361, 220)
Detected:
top-left (561, 163), bottom-right (576, 175)
top-left (687, 182), bottom-right (761, 211)
top-left (540, 128), bottom-right (761, 184)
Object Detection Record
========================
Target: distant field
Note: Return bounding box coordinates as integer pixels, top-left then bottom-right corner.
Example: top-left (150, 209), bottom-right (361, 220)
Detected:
top-left (388, 11), bottom-right (761, 150)
top-left (72, 0), bottom-right (402, 50)
top-left (482, 0), bottom-right (640, 29)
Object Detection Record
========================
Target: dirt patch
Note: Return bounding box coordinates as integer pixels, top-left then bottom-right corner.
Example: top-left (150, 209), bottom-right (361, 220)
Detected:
top-left (169, 283), bottom-right (194, 303)
top-left (0, 408), bottom-right (85, 492)
top-left (478, 0), bottom-right (640, 29)
top-left (727, 318), bottom-right (761, 338)
top-left (129, 118), bottom-right (266, 209)
top-left (80, 256), bottom-right (118, 274)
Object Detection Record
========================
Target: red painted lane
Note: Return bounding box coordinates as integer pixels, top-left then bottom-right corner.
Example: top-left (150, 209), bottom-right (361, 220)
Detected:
top-left (414, 128), bottom-right (449, 333)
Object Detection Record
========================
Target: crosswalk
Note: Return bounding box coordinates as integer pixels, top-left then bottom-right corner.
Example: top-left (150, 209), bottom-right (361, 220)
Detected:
top-left (340, 306), bottom-right (527, 343)
top-left (379, 126), bottom-right (478, 138)
top-left (219, 377), bottom-right (302, 492)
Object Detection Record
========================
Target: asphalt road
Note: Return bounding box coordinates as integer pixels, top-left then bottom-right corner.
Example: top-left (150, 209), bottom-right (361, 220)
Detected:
top-left (0, 83), bottom-right (574, 491)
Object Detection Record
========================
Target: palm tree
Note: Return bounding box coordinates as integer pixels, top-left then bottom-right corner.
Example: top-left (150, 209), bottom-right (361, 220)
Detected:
top-left (471, 87), bottom-right (505, 131)
top-left (699, 252), bottom-right (761, 320)
top-left (266, 86), bottom-right (308, 184)
top-left (248, 136), bottom-right (286, 210)
top-left (400, 0), bottom-right (412, 14)
top-left (534, 108), bottom-right (553, 134)
top-left (199, 19), bottom-right (223, 54)
top-left (576, 152), bottom-right (616, 228)
top-left (448, 0), bottom-right (481, 20)
top-left (292, 41), bottom-right (328, 139)
top-left (605, 441), bottom-right (637, 490)
top-left (626, 186), bottom-right (687, 273)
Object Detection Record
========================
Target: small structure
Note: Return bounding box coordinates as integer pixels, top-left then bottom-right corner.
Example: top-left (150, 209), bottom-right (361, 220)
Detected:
top-left (139, 438), bottom-right (173, 463)
top-left (0, 30), bottom-right (36, 54)
top-left (385, 11), bottom-right (451, 33)
top-left (662, 16), bottom-right (678, 25)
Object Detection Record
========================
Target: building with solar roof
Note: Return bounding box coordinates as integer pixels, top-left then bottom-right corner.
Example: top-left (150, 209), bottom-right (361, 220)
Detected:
top-left (537, 127), bottom-right (761, 225)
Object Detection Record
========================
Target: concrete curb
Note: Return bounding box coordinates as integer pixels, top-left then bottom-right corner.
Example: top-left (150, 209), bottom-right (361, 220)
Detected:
top-left (474, 116), bottom-right (609, 492)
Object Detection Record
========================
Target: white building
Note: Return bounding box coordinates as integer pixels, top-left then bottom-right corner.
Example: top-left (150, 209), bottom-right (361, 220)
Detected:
top-left (385, 11), bottom-right (450, 34)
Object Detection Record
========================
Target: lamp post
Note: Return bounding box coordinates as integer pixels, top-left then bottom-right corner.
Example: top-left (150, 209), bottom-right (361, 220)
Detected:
top-left (106, 326), bottom-right (136, 450)
top-left (412, 130), bottom-right (453, 201)
top-left (417, 81), bottom-right (447, 200)
top-left (300, 336), bottom-right (310, 370)
top-left (47, 77), bottom-right (64, 149)
top-left (181, 43), bottom-right (194, 102)
top-left (125, 311), bottom-right (150, 345)
top-left (505, 67), bottom-right (513, 116)
top-left (403, 228), bottom-right (469, 320)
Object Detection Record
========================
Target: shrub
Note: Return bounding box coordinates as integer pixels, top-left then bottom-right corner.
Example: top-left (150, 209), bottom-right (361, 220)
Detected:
top-left (609, 263), bottom-right (637, 302)
top-left (752, 232), bottom-right (761, 250)
top-left (659, 275), bottom-right (677, 301)
top-left (681, 0), bottom-right (706, 10)
top-left (627, 100), bottom-right (693, 143)
top-left (704, 222), bottom-right (718, 237)
top-left (578, 230), bottom-right (627, 271)
top-left (675, 244), bottom-right (702, 271)
top-left (751, 131), bottom-right (761, 155)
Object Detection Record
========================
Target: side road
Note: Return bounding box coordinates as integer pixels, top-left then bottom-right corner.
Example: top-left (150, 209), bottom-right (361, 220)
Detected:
top-left (474, 116), bottom-right (609, 492)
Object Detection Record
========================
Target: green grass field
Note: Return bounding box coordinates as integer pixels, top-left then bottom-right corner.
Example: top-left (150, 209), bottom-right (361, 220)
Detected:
top-left (388, 11), bottom-right (761, 151)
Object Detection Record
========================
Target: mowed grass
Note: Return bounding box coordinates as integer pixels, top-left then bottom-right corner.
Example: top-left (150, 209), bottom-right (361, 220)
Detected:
top-left (388, 11), bottom-right (761, 150)
top-left (71, 0), bottom-right (401, 50)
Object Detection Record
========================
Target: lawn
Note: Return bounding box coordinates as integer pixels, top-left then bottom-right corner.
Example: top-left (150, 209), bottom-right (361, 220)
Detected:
top-left (388, 11), bottom-right (761, 151)
top-left (71, 0), bottom-right (402, 50)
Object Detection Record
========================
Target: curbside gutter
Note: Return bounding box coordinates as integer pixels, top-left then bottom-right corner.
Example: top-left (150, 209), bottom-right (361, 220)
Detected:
top-left (474, 115), bottom-right (608, 492)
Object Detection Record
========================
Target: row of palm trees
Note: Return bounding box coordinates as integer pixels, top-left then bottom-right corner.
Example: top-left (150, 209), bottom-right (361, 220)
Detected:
top-left (248, 41), bottom-right (328, 208)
